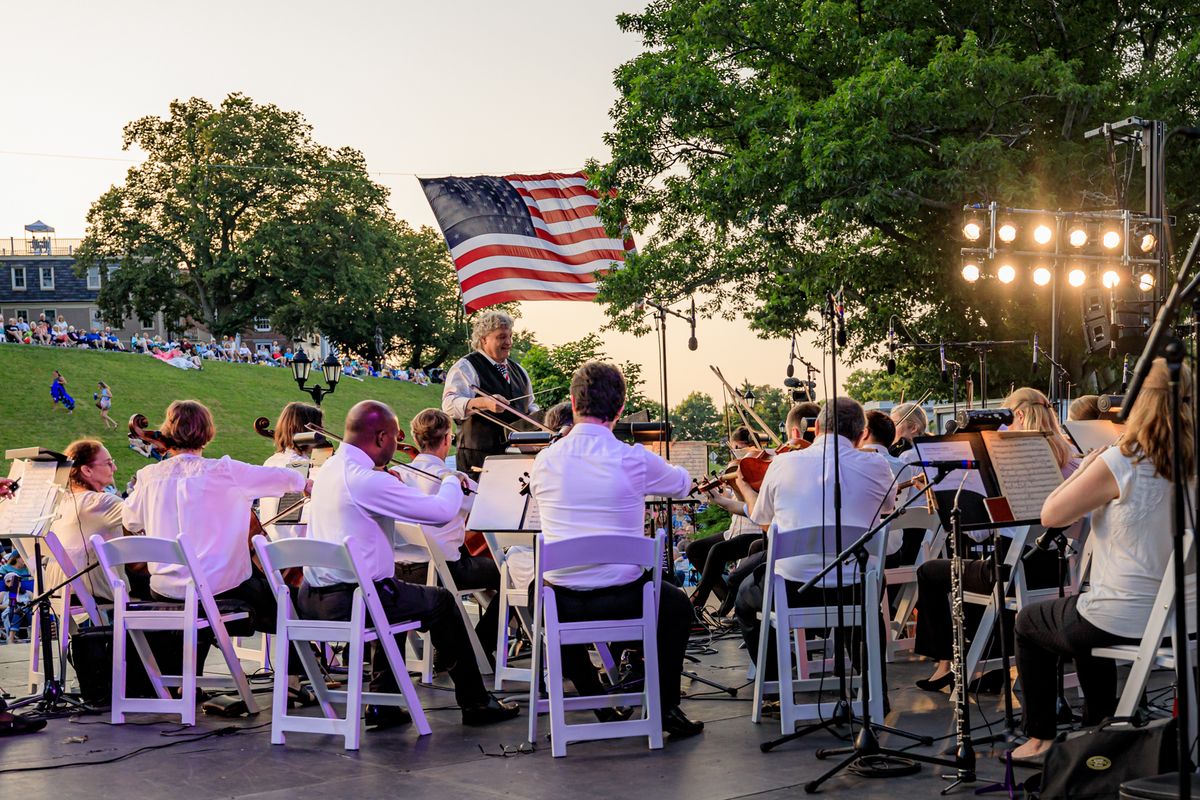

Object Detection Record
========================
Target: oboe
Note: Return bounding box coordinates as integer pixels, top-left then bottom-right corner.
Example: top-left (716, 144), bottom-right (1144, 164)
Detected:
top-left (942, 474), bottom-right (976, 794)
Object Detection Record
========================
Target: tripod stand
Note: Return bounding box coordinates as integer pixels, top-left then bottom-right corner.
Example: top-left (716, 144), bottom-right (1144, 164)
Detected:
top-left (7, 552), bottom-right (98, 717)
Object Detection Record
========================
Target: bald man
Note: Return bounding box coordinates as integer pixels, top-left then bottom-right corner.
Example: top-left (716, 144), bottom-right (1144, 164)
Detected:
top-left (298, 401), bottom-right (519, 729)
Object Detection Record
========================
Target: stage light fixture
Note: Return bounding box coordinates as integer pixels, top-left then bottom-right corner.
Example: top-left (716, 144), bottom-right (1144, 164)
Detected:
top-left (1101, 230), bottom-right (1121, 250)
top-left (1137, 272), bottom-right (1155, 292)
top-left (1032, 266), bottom-right (1052, 286)
top-left (996, 263), bottom-right (1016, 284)
top-left (1068, 226), bottom-right (1088, 247)
top-left (1067, 267), bottom-right (1087, 287)
top-left (1139, 231), bottom-right (1157, 253)
top-left (997, 222), bottom-right (1017, 243)
top-left (961, 262), bottom-right (980, 282)
top-left (962, 219), bottom-right (982, 241)
top-left (1033, 224), bottom-right (1053, 245)
top-left (1102, 269), bottom-right (1121, 289)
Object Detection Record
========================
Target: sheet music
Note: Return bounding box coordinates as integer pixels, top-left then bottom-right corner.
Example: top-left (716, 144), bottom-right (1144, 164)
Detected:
top-left (912, 439), bottom-right (987, 498)
top-left (521, 494), bottom-right (541, 531)
top-left (1, 461), bottom-right (60, 536)
top-left (466, 455), bottom-right (539, 532)
top-left (1064, 419), bottom-right (1124, 455)
top-left (981, 431), bottom-right (1063, 521)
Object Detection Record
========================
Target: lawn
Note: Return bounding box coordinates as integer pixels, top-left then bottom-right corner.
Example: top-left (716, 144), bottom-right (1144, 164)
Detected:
top-left (0, 344), bottom-right (445, 475)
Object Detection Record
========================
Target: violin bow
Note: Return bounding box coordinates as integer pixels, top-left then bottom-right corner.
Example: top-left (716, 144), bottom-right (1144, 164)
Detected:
top-left (304, 423), bottom-right (477, 495)
top-left (471, 387), bottom-right (554, 434)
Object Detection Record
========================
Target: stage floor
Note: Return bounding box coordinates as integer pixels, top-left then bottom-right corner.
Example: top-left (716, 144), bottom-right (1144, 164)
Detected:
top-left (0, 629), bottom-right (1143, 800)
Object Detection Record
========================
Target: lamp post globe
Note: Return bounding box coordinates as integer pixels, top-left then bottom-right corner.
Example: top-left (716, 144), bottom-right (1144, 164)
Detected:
top-left (291, 348), bottom-right (312, 386)
top-left (322, 352), bottom-right (342, 388)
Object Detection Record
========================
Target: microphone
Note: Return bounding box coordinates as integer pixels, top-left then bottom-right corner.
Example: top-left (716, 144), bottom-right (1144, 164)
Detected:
top-left (939, 342), bottom-right (947, 382)
top-left (886, 320), bottom-right (896, 375)
top-left (1030, 527), bottom-right (1069, 553)
top-left (1121, 355), bottom-right (1131, 393)
top-left (910, 459), bottom-right (979, 470)
top-left (688, 297), bottom-right (698, 351)
top-left (787, 334), bottom-right (796, 377)
top-left (1032, 332), bottom-right (1039, 374)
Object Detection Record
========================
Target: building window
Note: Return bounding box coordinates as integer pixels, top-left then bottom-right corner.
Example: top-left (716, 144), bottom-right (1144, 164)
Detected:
top-left (11, 267), bottom-right (25, 291)
top-left (141, 317), bottom-right (155, 331)
top-left (253, 317), bottom-right (271, 332)
top-left (40, 267), bottom-right (54, 290)
top-left (86, 266), bottom-right (101, 290)
top-left (43, 309), bottom-right (56, 322)
top-left (91, 307), bottom-right (104, 324)
top-left (15, 309), bottom-right (28, 322)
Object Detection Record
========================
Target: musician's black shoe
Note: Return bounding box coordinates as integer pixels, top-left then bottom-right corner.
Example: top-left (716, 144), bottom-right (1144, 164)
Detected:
top-left (365, 704), bottom-right (411, 730)
top-left (594, 706), bottom-right (635, 723)
top-left (914, 672), bottom-right (955, 692)
top-left (662, 706), bottom-right (704, 739)
top-left (461, 695), bottom-right (520, 726)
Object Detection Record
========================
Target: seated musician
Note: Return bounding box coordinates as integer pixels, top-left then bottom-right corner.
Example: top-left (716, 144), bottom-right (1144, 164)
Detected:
top-left (1068, 394), bottom-right (1101, 421)
top-left (45, 439), bottom-right (149, 601)
top-left (122, 401), bottom-right (310, 675)
top-left (1008, 358), bottom-right (1185, 764)
top-left (714, 401), bottom-right (824, 610)
top-left (441, 310), bottom-right (538, 475)
top-left (863, 411), bottom-right (922, 569)
top-left (260, 402), bottom-right (324, 540)
top-left (688, 426), bottom-right (766, 617)
top-left (733, 397), bottom-right (895, 679)
top-left (888, 401), bottom-right (929, 457)
top-left (298, 400), bottom-right (518, 729)
top-left (529, 361), bottom-right (704, 739)
top-left (912, 387), bottom-right (1078, 692)
top-left (543, 401), bottom-right (574, 435)
top-left (393, 408), bottom-right (501, 663)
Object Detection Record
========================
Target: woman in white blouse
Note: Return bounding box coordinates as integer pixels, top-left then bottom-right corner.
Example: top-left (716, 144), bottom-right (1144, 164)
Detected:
top-left (46, 440), bottom-right (148, 601)
top-left (259, 402), bottom-right (324, 540)
top-left (1008, 358), bottom-right (1190, 764)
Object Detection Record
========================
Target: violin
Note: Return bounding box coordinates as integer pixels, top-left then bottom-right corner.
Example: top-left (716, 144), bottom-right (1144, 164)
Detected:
top-left (256, 415), bottom-right (420, 459)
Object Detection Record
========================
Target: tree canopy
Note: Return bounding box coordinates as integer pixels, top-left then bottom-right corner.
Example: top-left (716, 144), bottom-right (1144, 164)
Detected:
top-left (592, 1), bottom-right (1200, 396)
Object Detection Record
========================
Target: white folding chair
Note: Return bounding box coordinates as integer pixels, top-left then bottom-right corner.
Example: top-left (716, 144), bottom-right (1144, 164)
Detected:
top-left (486, 532), bottom-right (538, 690)
top-left (750, 523), bottom-right (887, 734)
top-left (253, 535), bottom-right (431, 749)
top-left (882, 506), bottom-right (944, 661)
top-left (1092, 532), bottom-right (1195, 741)
top-left (527, 532), bottom-right (665, 757)
top-left (32, 530), bottom-right (111, 692)
top-left (91, 533), bottom-right (258, 725)
top-left (393, 522), bottom-right (493, 683)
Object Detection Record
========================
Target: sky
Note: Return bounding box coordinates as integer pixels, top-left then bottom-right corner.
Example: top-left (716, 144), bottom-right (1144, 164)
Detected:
top-left (0, 0), bottom-right (836, 406)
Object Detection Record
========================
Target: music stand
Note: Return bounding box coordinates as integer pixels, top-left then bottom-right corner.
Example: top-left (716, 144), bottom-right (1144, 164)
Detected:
top-left (3, 447), bottom-right (83, 717)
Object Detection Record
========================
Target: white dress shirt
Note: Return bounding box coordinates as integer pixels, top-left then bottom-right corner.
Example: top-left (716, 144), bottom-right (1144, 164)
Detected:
top-left (529, 422), bottom-right (693, 590)
top-left (123, 455), bottom-right (305, 598)
top-left (259, 449), bottom-right (311, 539)
top-left (46, 489), bottom-right (125, 601)
top-left (304, 443), bottom-right (465, 586)
top-left (441, 350), bottom-right (539, 421)
top-left (750, 435), bottom-right (895, 587)
top-left (395, 452), bottom-right (476, 562)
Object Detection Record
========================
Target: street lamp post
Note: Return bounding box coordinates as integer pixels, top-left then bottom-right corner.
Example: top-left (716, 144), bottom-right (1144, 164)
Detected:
top-left (291, 347), bottom-right (342, 405)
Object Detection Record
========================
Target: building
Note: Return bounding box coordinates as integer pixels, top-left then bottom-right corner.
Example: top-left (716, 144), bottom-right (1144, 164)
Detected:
top-left (0, 221), bottom-right (296, 354)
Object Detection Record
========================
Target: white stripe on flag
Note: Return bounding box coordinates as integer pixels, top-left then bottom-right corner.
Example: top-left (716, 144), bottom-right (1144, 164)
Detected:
top-left (461, 278), bottom-right (599, 306)
top-left (450, 233), bottom-right (628, 260)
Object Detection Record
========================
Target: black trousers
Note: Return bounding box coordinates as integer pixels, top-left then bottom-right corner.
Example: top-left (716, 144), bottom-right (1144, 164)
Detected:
top-left (685, 531), bottom-right (761, 607)
top-left (883, 529), bottom-right (927, 570)
top-left (395, 548), bottom-right (501, 659)
top-left (527, 573), bottom-right (692, 714)
top-left (735, 566), bottom-right (885, 686)
top-left (297, 577), bottom-right (490, 709)
top-left (1015, 595), bottom-right (1134, 739)
top-left (914, 548), bottom-right (1062, 663)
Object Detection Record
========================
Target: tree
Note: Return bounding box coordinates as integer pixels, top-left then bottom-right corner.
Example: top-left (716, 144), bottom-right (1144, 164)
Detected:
top-left (75, 93), bottom-right (402, 346)
top-left (592, 2), bottom-right (1200, 396)
top-left (521, 332), bottom-right (653, 414)
top-left (671, 391), bottom-right (723, 442)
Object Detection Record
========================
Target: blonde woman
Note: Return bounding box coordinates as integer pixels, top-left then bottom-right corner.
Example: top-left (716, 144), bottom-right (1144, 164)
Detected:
top-left (95, 381), bottom-right (117, 429)
top-left (912, 386), bottom-right (1078, 692)
top-left (1008, 359), bottom-right (1193, 765)
top-left (259, 402), bottom-right (324, 540)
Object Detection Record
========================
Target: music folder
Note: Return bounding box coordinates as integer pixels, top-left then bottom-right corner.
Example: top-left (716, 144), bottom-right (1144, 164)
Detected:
top-left (465, 454), bottom-right (540, 532)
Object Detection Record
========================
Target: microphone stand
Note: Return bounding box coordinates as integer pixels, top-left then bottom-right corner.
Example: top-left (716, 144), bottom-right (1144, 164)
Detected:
top-left (763, 466), bottom-right (961, 789)
top-left (1033, 344), bottom-right (1070, 416)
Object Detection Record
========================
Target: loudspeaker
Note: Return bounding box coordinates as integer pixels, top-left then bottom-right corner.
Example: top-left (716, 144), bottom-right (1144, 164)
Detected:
top-left (1081, 289), bottom-right (1152, 356)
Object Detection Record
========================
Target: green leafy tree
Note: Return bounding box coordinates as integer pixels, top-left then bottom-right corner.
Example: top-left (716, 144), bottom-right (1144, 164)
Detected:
top-left (522, 332), bottom-right (651, 413)
top-left (592, 2), bottom-right (1200, 395)
top-left (75, 93), bottom-right (401, 347)
top-left (671, 391), bottom-right (723, 442)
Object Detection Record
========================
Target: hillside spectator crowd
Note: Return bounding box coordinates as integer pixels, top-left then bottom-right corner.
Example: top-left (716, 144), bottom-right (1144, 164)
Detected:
top-left (3, 313), bottom-right (446, 383)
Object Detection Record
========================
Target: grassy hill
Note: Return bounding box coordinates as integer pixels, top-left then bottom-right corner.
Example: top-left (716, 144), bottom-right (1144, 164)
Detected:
top-left (0, 345), bottom-right (445, 474)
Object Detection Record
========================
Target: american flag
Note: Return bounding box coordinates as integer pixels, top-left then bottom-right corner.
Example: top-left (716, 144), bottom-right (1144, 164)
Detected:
top-left (419, 172), bottom-right (634, 312)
